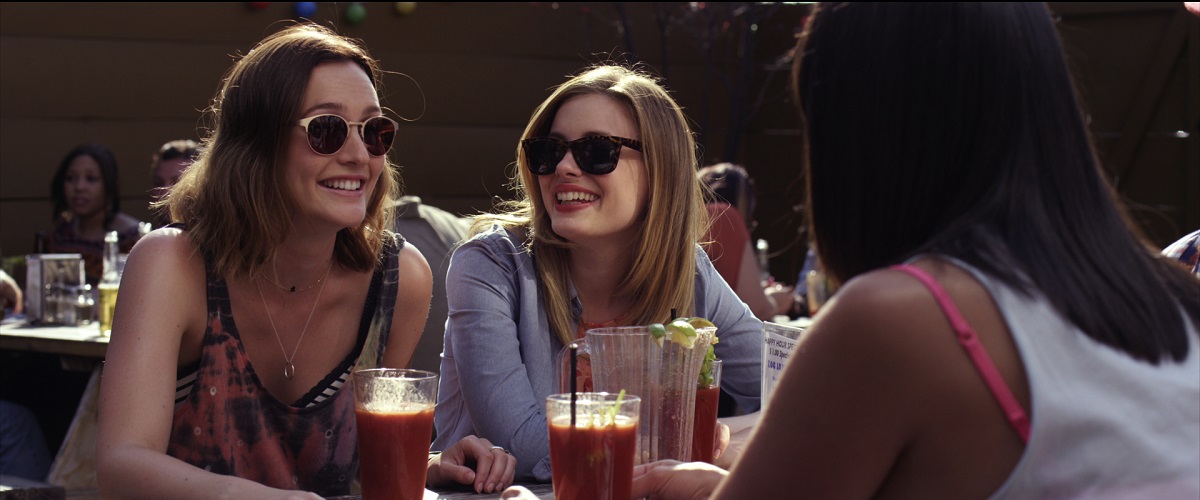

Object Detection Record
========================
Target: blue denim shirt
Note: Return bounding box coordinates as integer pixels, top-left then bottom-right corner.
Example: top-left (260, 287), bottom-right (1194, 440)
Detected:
top-left (433, 225), bottom-right (763, 482)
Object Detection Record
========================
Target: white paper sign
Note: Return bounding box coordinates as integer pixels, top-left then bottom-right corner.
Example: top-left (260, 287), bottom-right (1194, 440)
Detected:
top-left (761, 321), bottom-right (805, 408)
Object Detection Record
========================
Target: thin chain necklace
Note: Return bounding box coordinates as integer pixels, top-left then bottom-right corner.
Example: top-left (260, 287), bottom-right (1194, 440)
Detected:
top-left (254, 259), bottom-right (334, 381)
top-left (261, 255), bottom-right (329, 293)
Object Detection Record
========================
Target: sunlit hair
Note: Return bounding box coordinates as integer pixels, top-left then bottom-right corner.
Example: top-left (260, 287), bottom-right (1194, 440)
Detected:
top-left (794, 2), bottom-right (1199, 362)
top-left (163, 23), bottom-right (397, 278)
top-left (51, 143), bottom-right (122, 228)
top-left (477, 65), bottom-right (705, 345)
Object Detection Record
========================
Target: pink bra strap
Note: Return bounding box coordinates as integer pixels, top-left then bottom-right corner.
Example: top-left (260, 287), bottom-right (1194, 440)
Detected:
top-left (891, 264), bottom-right (1031, 443)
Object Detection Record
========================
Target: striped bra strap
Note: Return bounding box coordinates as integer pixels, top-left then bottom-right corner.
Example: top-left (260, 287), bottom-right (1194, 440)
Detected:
top-left (891, 264), bottom-right (1031, 443)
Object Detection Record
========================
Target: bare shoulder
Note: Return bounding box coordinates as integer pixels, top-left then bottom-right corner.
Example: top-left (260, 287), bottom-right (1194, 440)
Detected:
top-left (121, 228), bottom-right (208, 319)
top-left (382, 241), bottom-right (434, 368)
top-left (127, 228), bottom-right (205, 277)
top-left (396, 241), bottom-right (432, 294)
top-left (392, 239), bottom-right (432, 313)
top-left (398, 240), bottom-right (431, 275)
top-left (808, 267), bottom-right (944, 352)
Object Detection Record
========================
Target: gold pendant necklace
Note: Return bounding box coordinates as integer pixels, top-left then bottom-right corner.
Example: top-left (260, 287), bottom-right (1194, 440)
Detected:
top-left (255, 259), bottom-right (334, 380)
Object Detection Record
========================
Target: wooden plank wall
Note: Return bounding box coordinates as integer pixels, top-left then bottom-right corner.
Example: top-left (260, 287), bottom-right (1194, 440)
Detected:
top-left (1, 2), bottom-right (1195, 285)
top-left (1054, 3), bottom-right (1200, 250)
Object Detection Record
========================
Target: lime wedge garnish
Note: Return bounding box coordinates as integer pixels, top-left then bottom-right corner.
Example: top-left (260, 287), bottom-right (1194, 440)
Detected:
top-left (687, 317), bottom-right (717, 330)
top-left (664, 320), bottom-right (698, 348)
top-left (649, 323), bottom-right (667, 347)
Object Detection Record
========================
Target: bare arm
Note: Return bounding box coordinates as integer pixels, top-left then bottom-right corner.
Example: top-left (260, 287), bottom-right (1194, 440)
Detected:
top-left (96, 230), bottom-right (320, 499)
top-left (388, 242), bottom-right (518, 494)
top-left (380, 241), bottom-right (432, 371)
top-left (714, 264), bottom-right (1026, 498)
top-left (711, 282), bottom-right (910, 498)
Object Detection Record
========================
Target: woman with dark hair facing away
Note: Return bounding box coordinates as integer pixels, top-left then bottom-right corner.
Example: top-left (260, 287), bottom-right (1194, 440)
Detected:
top-left (44, 143), bottom-right (145, 285)
top-left (96, 24), bottom-right (515, 498)
top-left (434, 65), bottom-right (763, 482)
top-left (575, 3), bottom-right (1200, 499)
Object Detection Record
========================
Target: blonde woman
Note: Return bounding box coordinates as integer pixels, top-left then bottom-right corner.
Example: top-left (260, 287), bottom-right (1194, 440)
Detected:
top-left (433, 65), bottom-right (763, 482)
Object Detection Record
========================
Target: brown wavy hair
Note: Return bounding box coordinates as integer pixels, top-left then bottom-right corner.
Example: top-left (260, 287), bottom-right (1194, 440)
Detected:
top-left (162, 23), bottom-right (397, 278)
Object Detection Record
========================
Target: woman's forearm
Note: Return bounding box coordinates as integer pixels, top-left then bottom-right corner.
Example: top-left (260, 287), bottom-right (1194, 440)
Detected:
top-left (97, 444), bottom-right (320, 500)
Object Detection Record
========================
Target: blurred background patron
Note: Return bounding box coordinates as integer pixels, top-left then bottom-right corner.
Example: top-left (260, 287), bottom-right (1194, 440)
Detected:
top-left (41, 144), bottom-right (144, 285)
top-left (149, 139), bottom-right (199, 227)
top-left (699, 163), bottom-right (793, 320)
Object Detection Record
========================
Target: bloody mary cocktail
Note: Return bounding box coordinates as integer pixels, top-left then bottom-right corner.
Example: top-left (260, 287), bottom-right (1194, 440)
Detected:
top-left (546, 393), bottom-right (640, 500)
top-left (353, 369), bottom-right (438, 500)
top-left (356, 405), bottom-right (435, 500)
top-left (690, 359), bottom-right (723, 463)
top-left (690, 386), bottom-right (720, 463)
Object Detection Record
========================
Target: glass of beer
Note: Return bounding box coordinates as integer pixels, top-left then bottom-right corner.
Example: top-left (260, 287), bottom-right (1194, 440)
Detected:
top-left (547, 392), bottom-right (640, 500)
top-left (353, 368), bottom-right (437, 500)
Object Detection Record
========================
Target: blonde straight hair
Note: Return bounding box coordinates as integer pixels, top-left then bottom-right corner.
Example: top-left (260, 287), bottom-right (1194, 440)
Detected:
top-left (477, 65), bottom-right (706, 346)
top-left (163, 24), bottom-right (397, 278)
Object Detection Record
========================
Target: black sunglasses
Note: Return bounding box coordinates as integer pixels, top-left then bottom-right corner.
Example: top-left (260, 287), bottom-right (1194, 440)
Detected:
top-left (296, 114), bottom-right (398, 156)
top-left (521, 135), bottom-right (643, 176)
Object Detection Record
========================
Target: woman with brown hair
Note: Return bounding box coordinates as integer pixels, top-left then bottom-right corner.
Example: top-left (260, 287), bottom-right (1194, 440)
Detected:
top-left (96, 24), bottom-right (515, 498)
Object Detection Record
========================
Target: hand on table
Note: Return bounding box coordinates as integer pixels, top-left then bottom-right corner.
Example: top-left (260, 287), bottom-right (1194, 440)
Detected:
top-left (713, 423), bottom-right (731, 463)
top-left (631, 460), bottom-right (728, 500)
top-left (0, 270), bottom-right (22, 314)
top-left (715, 412), bottom-right (760, 469)
top-left (764, 282), bottom-right (795, 317)
top-left (500, 485), bottom-right (539, 499)
top-left (427, 435), bottom-right (517, 494)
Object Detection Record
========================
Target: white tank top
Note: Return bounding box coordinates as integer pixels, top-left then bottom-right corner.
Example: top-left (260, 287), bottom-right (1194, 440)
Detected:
top-left (949, 259), bottom-right (1200, 499)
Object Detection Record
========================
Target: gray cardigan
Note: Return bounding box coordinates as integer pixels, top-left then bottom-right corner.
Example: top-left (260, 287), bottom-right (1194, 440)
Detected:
top-left (432, 226), bottom-right (763, 481)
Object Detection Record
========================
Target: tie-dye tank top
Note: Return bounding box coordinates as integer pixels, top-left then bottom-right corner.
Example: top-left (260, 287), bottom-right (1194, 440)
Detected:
top-left (167, 233), bottom-right (402, 496)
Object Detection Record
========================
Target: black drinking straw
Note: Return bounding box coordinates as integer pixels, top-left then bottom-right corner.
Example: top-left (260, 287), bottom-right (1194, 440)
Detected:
top-left (670, 308), bottom-right (677, 321)
top-left (569, 343), bottom-right (578, 427)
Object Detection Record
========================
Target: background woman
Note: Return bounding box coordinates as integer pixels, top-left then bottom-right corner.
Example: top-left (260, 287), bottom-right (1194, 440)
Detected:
top-left (433, 65), bottom-right (763, 482)
top-left (624, 3), bottom-right (1200, 498)
top-left (44, 143), bottom-right (144, 285)
top-left (96, 24), bottom-right (514, 498)
top-left (698, 163), bottom-right (794, 321)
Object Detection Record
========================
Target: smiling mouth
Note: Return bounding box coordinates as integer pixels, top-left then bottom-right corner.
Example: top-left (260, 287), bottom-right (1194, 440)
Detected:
top-left (322, 179), bottom-right (362, 191)
top-left (556, 191), bottom-right (597, 204)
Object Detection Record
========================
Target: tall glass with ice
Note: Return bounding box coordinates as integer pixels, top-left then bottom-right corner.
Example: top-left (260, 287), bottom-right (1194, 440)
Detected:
top-left (353, 368), bottom-right (437, 500)
top-left (691, 358), bottom-right (723, 463)
top-left (560, 324), bottom-right (714, 463)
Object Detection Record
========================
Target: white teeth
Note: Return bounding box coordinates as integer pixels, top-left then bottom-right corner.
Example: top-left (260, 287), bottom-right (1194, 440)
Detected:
top-left (556, 191), bottom-right (597, 203)
top-left (322, 179), bottom-right (362, 191)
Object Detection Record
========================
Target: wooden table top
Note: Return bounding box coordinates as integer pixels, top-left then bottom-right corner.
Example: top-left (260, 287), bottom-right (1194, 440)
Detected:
top-left (327, 482), bottom-right (554, 499)
top-left (0, 318), bottom-right (108, 359)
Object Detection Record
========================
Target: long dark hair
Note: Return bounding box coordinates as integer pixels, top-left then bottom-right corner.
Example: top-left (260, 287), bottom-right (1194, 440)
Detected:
top-left (50, 143), bottom-right (121, 228)
top-left (795, 2), bottom-right (1199, 363)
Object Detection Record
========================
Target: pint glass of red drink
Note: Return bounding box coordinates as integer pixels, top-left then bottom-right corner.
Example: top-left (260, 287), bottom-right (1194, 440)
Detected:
top-left (691, 359), bottom-right (723, 463)
top-left (547, 393), bottom-right (641, 500)
top-left (353, 368), bottom-right (437, 500)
